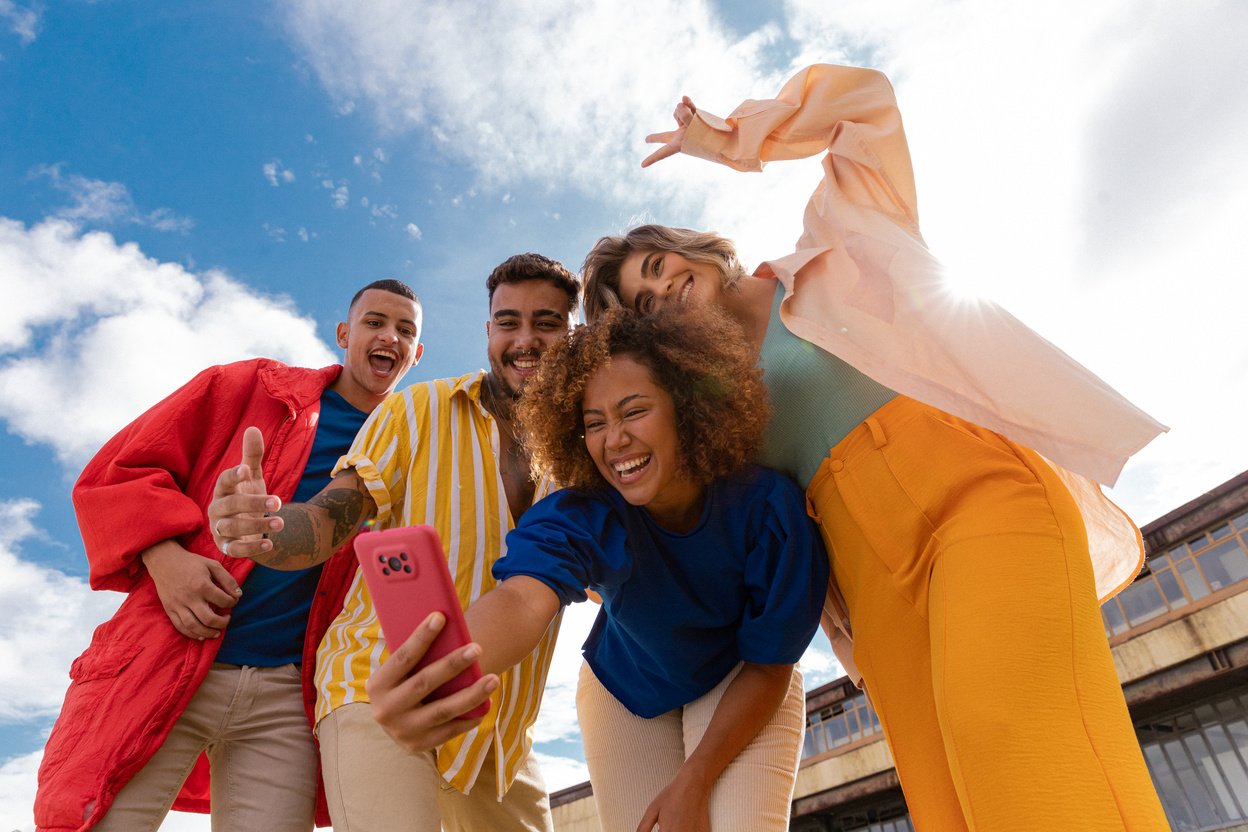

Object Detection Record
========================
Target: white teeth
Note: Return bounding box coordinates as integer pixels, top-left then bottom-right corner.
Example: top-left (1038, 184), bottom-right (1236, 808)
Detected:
top-left (679, 280), bottom-right (693, 304)
top-left (513, 357), bottom-right (539, 369)
top-left (613, 455), bottom-right (650, 474)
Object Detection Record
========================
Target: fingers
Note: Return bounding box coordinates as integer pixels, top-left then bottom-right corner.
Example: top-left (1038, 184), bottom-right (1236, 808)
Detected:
top-left (212, 504), bottom-right (283, 540)
top-left (204, 560), bottom-right (243, 606)
top-left (371, 612), bottom-right (446, 689)
top-left (636, 803), bottom-right (660, 832)
top-left (162, 603), bottom-right (226, 640)
top-left (644, 129), bottom-right (678, 146)
top-left (641, 143), bottom-right (681, 169)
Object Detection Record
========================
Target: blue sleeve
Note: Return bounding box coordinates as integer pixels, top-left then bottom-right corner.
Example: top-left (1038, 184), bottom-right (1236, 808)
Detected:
top-left (493, 489), bottom-right (633, 606)
top-left (736, 474), bottom-right (830, 665)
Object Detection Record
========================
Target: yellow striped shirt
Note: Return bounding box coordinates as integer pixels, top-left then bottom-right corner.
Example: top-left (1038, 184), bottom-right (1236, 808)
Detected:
top-left (314, 372), bottom-right (561, 797)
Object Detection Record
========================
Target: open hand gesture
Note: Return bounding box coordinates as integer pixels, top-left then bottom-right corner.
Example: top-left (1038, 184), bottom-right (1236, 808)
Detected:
top-left (208, 426), bottom-right (283, 559)
top-left (641, 96), bottom-right (696, 168)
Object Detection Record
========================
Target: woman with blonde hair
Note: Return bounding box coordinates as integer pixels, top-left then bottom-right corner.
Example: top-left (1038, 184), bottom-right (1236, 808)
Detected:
top-left (581, 64), bottom-right (1169, 830)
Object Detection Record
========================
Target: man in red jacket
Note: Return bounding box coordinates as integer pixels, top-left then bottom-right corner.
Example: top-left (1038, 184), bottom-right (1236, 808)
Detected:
top-left (35, 280), bottom-right (434, 831)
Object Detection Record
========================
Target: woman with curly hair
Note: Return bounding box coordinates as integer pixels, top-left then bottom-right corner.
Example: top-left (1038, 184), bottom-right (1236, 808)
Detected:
top-left (457, 305), bottom-right (828, 832)
top-left (579, 65), bottom-right (1169, 830)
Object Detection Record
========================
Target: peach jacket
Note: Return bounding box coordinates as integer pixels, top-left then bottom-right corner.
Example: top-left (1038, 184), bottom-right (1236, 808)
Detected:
top-left (679, 64), bottom-right (1165, 673)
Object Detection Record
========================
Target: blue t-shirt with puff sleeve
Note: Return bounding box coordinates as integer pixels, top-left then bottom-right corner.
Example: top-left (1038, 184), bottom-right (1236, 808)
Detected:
top-left (493, 465), bottom-right (829, 718)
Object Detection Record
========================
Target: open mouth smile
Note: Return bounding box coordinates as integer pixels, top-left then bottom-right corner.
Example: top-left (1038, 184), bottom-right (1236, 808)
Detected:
top-left (612, 454), bottom-right (651, 483)
top-left (368, 349), bottom-right (398, 375)
top-left (678, 279), bottom-right (693, 305)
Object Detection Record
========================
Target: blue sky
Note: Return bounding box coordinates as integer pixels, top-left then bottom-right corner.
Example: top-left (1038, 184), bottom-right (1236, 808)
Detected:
top-left (2, 1), bottom-right (1247, 828)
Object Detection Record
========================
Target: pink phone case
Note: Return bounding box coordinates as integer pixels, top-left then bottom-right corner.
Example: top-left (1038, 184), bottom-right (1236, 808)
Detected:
top-left (354, 525), bottom-right (490, 720)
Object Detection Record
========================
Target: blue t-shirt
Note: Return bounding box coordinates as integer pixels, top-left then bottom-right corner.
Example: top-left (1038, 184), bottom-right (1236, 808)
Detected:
top-left (493, 466), bottom-right (829, 718)
top-left (216, 388), bottom-right (369, 666)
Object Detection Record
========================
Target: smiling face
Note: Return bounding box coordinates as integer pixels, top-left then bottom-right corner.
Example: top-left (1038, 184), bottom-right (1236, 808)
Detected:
top-left (334, 288), bottom-right (424, 411)
top-left (617, 249), bottom-right (727, 315)
top-left (582, 354), bottom-right (705, 532)
top-left (486, 279), bottom-right (573, 399)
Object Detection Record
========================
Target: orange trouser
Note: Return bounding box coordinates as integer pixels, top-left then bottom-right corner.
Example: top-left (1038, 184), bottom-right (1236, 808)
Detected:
top-left (806, 395), bottom-right (1168, 831)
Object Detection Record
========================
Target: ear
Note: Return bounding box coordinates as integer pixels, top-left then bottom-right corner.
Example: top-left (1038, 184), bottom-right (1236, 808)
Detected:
top-left (412, 342), bottom-right (425, 366)
top-left (485, 321), bottom-right (491, 337)
top-left (335, 321), bottom-right (348, 349)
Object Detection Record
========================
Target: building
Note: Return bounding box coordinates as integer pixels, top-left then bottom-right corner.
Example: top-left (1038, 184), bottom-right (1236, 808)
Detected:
top-left (549, 470), bottom-right (1248, 831)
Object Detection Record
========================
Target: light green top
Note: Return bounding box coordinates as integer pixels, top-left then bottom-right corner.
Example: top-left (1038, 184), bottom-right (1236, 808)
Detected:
top-left (758, 282), bottom-right (897, 488)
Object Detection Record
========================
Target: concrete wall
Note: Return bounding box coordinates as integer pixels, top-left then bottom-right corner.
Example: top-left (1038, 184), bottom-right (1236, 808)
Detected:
top-left (1112, 591), bottom-right (1248, 683)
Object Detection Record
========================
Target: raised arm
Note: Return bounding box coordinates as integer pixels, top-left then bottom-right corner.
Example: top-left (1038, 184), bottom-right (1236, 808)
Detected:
top-left (208, 426), bottom-right (377, 570)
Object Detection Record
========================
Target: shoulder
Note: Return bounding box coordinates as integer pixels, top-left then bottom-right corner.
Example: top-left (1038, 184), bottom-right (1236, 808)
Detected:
top-left (717, 465), bottom-right (803, 504)
top-left (524, 487), bottom-right (615, 529)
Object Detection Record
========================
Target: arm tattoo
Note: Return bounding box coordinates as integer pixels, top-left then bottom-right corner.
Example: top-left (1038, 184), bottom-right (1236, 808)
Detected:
top-left (262, 476), bottom-right (375, 569)
top-left (316, 487), bottom-right (368, 549)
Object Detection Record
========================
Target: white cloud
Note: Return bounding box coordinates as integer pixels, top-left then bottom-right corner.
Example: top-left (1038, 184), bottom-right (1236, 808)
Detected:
top-left (262, 159), bottom-right (296, 186)
top-left (529, 750), bottom-right (590, 793)
top-left (32, 164), bottom-right (194, 233)
top-left (0, 0), bottom-right (38, 45)
top-left (321, 178), bottom-right (349, 208)
top-left (370, 202), bottom-right (397, 220)
top-left (405, 222), bottom-right (422, 240)
top-left (0, 218), bottom-right (336, 466)
top-left (282, 0), bottom-right (782, 215)
top-left (0, 500), bottom-right (122, 723)
top-left (297, 226), bottom-right (311, 242)
top-left (262, 221), bottom-right (286, 242)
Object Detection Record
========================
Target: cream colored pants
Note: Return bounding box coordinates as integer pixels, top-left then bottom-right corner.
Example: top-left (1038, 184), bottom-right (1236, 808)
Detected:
top-left (317, 701), bottom-right (553, 832)
top-left (576, 661), bottom-right (805, 832)
top-left (95, 663), bottom-right (317, 832)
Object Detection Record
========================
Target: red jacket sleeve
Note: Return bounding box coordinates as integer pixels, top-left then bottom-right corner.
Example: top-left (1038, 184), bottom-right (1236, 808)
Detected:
top-left (72, 363), bottom-right (253, 593)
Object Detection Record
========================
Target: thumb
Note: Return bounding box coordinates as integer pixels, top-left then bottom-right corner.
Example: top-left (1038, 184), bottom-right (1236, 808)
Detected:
top-left (241, 426), bottom-right (265, 480)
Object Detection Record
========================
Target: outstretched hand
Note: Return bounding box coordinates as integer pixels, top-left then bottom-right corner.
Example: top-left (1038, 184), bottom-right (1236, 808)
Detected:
top-left (641, 96), bottom-right (696, 168)
top-left (208, 426), bottom-right (284, 560)
top-left (368, 612), bottom-right (500, 753)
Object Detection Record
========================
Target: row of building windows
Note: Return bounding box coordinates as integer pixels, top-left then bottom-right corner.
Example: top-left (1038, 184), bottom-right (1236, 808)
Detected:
top-left (803, 689), bottom-right (883, 760)
top-left (1103, 510), bottom-right (1248, 638)
top-left (1140, 690), bottom-right (1248, 831)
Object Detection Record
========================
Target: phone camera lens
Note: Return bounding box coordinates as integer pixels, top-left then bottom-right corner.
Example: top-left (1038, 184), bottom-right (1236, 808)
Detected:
top-left (388, 556), bottom-right (404, 572)
top-left (403, 565), bottom-right (412, 573)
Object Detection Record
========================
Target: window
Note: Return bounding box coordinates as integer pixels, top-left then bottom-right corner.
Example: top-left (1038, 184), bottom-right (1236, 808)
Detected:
top-left (1103, 514), bottom-right (1248, 638)
top-left (1137, 691), bottom-right (1248, 831)
top-left (803, 690), bottom-right (884, 759)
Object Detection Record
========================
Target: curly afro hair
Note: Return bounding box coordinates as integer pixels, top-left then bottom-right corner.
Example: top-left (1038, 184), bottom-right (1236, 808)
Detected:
top-left (517, 304), bottom-right (770, 490)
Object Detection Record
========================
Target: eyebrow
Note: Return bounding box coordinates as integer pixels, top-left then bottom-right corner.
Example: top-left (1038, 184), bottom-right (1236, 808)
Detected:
top-left (363, 310), bottom-right (419, 328)
top-left (493, 308), bottom-right (567, 320)
top-left (583, 393), bottom-right (649, 417)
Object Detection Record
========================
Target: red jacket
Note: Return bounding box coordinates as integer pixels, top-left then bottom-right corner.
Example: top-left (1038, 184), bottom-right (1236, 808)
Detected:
top-left (36, 359), bottom-right (359, 830)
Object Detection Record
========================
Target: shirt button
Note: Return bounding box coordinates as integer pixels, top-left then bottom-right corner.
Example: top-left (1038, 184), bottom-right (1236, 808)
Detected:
top-left (829, 459), bottom-right (845, 473)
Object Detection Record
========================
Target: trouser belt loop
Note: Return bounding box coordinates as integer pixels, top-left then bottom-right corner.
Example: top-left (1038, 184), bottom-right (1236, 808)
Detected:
top-left (866, 415), bottom-right (887, 449)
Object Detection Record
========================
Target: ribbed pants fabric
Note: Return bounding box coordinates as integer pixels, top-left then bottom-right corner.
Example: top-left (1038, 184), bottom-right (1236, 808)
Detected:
top-left (576, 661), bottom-right (805, 832)
top-left (806, 395), bottom-right (1169, 830)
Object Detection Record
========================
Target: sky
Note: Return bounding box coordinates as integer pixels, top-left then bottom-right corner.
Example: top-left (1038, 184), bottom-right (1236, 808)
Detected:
top-left (1, 0), bottom-right (1246, 828)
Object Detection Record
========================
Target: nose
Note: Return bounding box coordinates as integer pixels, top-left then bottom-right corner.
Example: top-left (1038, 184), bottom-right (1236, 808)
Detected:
top-left (604, 420), bottom-right (629, 451)
top-left (512, 324), bottom-right (542, 350)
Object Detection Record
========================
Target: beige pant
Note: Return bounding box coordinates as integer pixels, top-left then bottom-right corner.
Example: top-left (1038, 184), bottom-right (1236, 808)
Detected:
top-left (95, 663), bottom-right (318, 832)
top-left (577, 662), bottom-right (805, 832)
top-left (317, 701), bottom-right (553, 832)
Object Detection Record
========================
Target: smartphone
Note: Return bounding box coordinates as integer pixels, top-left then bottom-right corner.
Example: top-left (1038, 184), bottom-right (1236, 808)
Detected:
top-left (355, 525), bottom-right (490, 720)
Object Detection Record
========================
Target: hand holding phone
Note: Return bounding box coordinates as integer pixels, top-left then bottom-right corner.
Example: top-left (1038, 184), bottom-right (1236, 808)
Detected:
top-left (356, 525), bottom-right (490, 720)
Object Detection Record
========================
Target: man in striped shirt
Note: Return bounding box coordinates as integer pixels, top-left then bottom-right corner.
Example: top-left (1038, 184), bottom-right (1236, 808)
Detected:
top-left (209, 253), bottom-right (578, 831)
